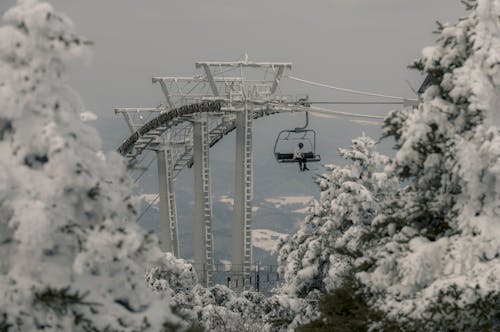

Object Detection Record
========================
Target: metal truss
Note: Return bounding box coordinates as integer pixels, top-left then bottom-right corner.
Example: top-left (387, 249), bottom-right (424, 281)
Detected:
top-left (114, 56), bottom-right (416, 291)
top-left (115, 57), bottom-right (296, 289)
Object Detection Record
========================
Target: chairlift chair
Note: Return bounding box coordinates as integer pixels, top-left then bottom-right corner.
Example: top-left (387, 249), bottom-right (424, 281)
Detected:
top-left (273, 112), bottom-right (321, 163)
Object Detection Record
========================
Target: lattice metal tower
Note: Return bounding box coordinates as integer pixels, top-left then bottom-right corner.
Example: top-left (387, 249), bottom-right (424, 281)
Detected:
top-left (115, 57), bottom-right (292, 288)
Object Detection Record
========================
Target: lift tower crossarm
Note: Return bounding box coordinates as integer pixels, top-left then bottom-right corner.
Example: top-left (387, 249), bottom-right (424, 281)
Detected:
top-left (153, 78), bottom-right (176, 110)
top-left (270, 65), bottom-right (285, 95)
top-left (114, 107), bottom-right (164, 113)
top-left (153, 76), bottom-right (277, 83)
top-left (201, 64), bottom-right (219, 97)
top-left (121, 112), bottom-right (135, 133)
top-left (152, 76), bottom-right (203, 82)
top-left (195, 61), bottom-right (292, 69)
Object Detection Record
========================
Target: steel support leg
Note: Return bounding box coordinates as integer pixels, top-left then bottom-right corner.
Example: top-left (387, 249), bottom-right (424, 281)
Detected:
top-left (231, 105), bottom-right (253, 291)
top-left (156, 145), bottom-right (179, 257)
top-left (193, 115), bottom-right (214, 287)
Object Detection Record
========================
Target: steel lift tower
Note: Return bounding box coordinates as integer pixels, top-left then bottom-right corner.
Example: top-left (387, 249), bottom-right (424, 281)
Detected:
top-left (194, 59), bottom-right (291, 289)
top-left (114, 58), bottom-right (413, 289)
top-left (115, 58), bottom-right (292, 288)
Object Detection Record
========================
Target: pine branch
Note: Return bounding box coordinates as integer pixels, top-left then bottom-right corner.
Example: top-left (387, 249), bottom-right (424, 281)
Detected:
top-left (34, 286), bottom-right (101, 315)
top-left (0, 313), bottom-right (12, 332)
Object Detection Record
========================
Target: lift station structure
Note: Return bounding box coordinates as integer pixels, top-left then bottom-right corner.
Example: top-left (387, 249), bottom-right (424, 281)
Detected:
top-left (115, 58), bottom-right (298, 289)
top-left (115, 57), bottom-right (415, 289)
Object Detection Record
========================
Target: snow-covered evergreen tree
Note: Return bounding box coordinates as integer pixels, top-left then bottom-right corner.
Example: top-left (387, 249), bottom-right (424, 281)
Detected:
top-left (146, 263), bottom-right (314, 331)
top-left (0, 1), bottom-right (189, 330)
top-left (146, 252), bottom-right (198, 295)
top-left (277, 136), bottom-right (397, 302)
top-left (358, 0), bottom-right (500, 329)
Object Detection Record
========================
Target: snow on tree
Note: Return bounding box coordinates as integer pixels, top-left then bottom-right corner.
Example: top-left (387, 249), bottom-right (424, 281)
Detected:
top-left (146, 263), bottom-right (315, 331)
top-left (357, 0), bottom-right (500, 329)
top-left (185, 288), bottom-right (313, 331)
top-left (0, 1), bottom-right (189, 330)
top-left (277, 135), bottom-right (397, 302)
top-left (146, 252), bottom-right (198, 295)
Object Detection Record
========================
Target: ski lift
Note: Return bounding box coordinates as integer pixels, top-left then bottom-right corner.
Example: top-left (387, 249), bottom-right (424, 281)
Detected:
top-left (296, 94), bottom-right (311, 107)
top-left (273, 111), bottom-right (321, 163)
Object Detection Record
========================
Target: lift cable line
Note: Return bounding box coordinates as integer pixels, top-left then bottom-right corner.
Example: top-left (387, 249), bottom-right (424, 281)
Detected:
top-left (270, 102), bottom-right (386, 120)
top-left (303, 105), bottom-right (385, 120)
top-left (136, 194), bottom-right (160, 223)
top-left (287, 75), bottom-right (418, 103)
top-left (134, 156), bottom-right (156, 183)
top-left (305, 101), bottom-right (409, 105)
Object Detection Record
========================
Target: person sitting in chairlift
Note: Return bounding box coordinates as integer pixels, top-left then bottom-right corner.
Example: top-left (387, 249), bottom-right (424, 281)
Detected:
top-left (294, 142), bottom-right (309, 171)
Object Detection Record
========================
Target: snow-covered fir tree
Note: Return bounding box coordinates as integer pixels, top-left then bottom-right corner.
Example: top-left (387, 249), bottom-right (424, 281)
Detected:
top-left (357, 0), bottom-right (500, 329)
top-left (0, 1), bottom-right (191, 330)
top-left (277, 136), bottom-right (397, 301)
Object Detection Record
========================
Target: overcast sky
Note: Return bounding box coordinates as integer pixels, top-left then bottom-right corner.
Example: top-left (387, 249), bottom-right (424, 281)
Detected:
top-left (0, 1), bottom-right (469, 256)
top-left (1, 0), bottom-right (465, 150)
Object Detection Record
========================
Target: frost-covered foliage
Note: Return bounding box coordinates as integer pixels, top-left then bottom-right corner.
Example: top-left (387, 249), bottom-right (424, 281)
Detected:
top-left (364, 0), bottom-right (500, 329)
top-left (277, 136), bottom-right (396, 301)
top-left (188, 289), bottom-right (314, 332)
top-left (146, 252), bottom-right (197, 294)
top-left (147, 265), bottom-right (314, 331)
top-left (0, 1), bottom-right (188, 330)
top-left (280, 2), bottom-right (500, 330)
top-left (382, 0), bottom-right (500, 238)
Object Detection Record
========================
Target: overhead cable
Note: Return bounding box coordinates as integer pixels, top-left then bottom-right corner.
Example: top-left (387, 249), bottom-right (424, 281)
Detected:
top-left (137, 194), bottom-right (159, 223)
top-left (307, 105), bottom-right (384, 119)
top-left (287, 76), bottom-right (418, 102)
top-left (270, 102), bottom-right (385, 120)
